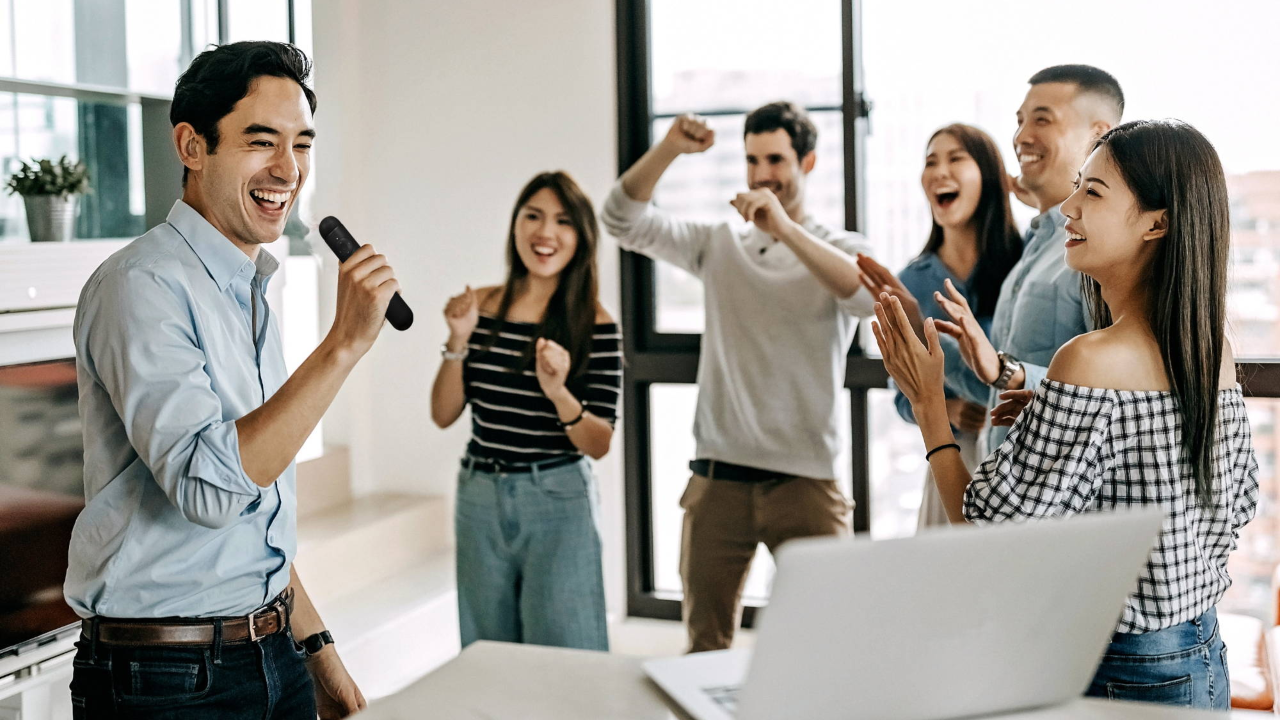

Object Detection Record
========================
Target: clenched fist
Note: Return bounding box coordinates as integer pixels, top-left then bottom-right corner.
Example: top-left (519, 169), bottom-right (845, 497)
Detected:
top-left (661, 114), bottom-right (715, 155)
top-left (443, 286), bottom-right (480, 346)
top-left (535, 337), bottom-right (571, 399)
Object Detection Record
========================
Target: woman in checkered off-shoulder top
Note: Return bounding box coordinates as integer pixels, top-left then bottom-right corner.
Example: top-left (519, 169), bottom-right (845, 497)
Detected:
top-left (873, 119), bottom-right (1259, 711)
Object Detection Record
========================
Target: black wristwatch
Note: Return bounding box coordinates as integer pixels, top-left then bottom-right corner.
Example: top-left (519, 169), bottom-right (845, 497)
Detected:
top-left (301, 630), bottom-right (335, 658)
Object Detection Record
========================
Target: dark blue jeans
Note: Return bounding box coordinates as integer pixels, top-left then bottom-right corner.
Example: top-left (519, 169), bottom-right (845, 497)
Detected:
top-left (70, 628), bottom-right (316, 719)
top-left (1086, 607), bottom-right (1230, 710)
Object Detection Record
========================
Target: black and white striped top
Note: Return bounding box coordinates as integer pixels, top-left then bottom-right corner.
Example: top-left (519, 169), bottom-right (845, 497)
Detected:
top-left (463, 314), bottom-right (622, 464)
top-left (965, 380), bottom-right (1260, 633)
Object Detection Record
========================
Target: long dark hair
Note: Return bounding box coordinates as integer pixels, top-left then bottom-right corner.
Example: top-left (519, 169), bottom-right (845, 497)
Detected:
top-left (485, 171), bottom-right (601, 384)
top-left (1083, 119), bottom-right (1230, 504)
top-left (920, 124), bottom-right (1023, 317)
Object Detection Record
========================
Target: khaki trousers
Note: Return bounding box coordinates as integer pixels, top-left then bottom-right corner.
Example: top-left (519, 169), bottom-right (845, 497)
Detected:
top-left (678, 472), bottom-right (852, 653)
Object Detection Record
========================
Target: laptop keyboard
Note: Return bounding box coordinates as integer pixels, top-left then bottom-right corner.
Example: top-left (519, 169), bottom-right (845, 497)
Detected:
top-left (703, 683), bottom-right (741, 715)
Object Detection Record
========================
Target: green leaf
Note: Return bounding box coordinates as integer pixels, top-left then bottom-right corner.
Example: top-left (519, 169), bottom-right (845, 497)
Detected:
top-left (5, 155), bottom-right (91, 197)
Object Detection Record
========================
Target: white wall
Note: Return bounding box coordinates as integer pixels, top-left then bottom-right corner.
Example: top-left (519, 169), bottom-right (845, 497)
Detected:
top-left (308, 1), bottom-right (625, 616)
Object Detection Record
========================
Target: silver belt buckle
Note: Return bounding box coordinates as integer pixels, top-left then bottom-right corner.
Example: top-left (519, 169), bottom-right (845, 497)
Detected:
top-left (247, 605), bottom-right (274, 643)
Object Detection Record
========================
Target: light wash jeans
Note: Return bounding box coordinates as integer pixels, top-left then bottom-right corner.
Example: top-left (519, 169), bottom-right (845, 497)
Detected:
top-left (1086, 607), bottom-right (1229, 710)
top-left (454, 455), bottom-right (608, 651)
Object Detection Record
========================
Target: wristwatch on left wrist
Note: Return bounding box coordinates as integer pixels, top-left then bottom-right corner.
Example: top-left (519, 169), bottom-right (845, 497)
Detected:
top-left (991, 351), bottom-right (1022, 390)
top-left (301, 630), bottom-right (335, 658)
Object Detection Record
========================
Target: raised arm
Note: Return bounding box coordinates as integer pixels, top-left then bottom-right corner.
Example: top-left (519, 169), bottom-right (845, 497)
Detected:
top-left (432, 285), bottom-right (483, 428)
top-left (619, 114), bottom-right (715, 202)
top-left (603, 116), bottom-right (719, 277)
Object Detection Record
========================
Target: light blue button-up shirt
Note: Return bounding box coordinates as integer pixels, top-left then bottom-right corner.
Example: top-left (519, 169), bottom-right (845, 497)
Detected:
top-left (942, 204), bottom-right (1090, 450)
top-left (942, 205), bottom-right (1091, 454)
top-left (66, 200), bottom-right (295, 619)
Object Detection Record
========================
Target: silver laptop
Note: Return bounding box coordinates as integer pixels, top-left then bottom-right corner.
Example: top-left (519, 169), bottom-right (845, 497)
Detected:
top-left (644, 508), bottom-right (1166, 720)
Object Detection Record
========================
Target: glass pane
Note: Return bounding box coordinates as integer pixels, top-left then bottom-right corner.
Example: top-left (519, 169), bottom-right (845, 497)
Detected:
top-left (649, 383), bottom-right (775, 604)
top-left (225, 0), bottom-right (291, 43)
top-left (649, 0), bottom-right (841, 115)
top-left (9, 94), bottom-right (144, 241)
top-left (13, 0), bottom-right (75, 84)
top-left (861, 0), bottom-right (1280, 354)
top-left (0, 1), bottom-right (14, 78)
top-left (0, 93), bottom-right (17, 242)
top-left (650, 110), bottom-right (845, 334)
top-left (1219, 398), bottom-right (1280, 619)
top-left (16, 93), bottom-right (77, 165)
top-left (125, 0), bottom-right (185, 94)
top-left (867, 388), bottom-right (931, 540)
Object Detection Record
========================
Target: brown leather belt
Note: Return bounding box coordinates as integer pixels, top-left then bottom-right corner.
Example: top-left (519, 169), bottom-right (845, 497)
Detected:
top-left (82, 594), bottom-right (291, 647)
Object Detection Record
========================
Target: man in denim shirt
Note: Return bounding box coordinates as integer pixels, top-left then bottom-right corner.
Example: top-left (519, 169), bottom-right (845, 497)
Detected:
top-left (878, 66), bottom-right (1125, 455)
top-left (67, 43), bottom-right (398, 719)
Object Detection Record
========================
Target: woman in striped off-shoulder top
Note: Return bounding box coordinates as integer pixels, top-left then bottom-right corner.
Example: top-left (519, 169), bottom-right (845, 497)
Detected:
top-left (431, 171), bottom-right (621, 652)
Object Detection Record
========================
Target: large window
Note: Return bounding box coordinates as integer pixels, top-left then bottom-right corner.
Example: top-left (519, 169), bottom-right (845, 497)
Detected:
top-left (0, 0), bottom-right (309, 245)
top-left (619, 0), bottom-right (1280, 624)
top-left (0, 0), bottom-right (207, 242)
top-left (618, 0), bottom-right (869, 622)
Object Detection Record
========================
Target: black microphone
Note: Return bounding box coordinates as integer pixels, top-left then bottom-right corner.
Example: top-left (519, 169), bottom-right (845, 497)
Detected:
top-left (319, 216), bottom-right (413, 331)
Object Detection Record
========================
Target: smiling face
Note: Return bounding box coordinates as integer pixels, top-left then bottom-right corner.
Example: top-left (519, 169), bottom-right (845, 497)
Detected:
top-left (1060, 146), bottom-right (1165, 281)
top-left (921, 132), bottom-right (983, 230)
top-left (1013, 82), bottom-right (1105, 211)
top-left (513, 187), bottom-right (580, 280)
top-left (745, 128), bottom-right (811, 214)
top-left (180, 75), bottom-right (314, 254)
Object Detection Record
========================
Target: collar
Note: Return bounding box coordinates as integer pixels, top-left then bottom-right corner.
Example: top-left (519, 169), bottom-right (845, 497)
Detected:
top-left (1028, 204), bottom-right (1065, 234)
top-left (166, 200), bottom-right (279, 291)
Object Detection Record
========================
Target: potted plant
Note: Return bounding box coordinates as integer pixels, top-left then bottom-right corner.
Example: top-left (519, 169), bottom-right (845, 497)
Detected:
top-left (5, 156), bottom-right (90, 242)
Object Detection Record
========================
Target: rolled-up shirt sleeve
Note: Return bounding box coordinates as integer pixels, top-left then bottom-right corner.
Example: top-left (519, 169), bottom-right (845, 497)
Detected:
top-left (79, 265), bottom-right (262, 529)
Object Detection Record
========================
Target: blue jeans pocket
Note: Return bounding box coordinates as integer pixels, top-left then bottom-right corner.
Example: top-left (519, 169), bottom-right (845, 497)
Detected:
top-left (535, 464), bottom-right (589, 499)
top-left (1106, 675), bottom-right (1193, 706)
top-left (116, 649), bottom-right (211, 706)
top-left (70, 640), bottom-right (113, 717)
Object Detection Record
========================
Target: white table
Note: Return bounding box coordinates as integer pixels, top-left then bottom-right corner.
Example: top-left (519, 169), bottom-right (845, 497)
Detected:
top-left (359, 641), bottom-right (1270, 720)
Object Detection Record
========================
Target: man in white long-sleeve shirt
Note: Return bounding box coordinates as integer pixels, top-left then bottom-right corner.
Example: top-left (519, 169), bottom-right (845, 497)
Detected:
top-left (602, 101), bottom-right (874, 652)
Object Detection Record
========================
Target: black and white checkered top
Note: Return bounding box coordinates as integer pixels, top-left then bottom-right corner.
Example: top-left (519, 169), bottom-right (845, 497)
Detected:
top-left (964, 379), bottom-right (1260, 634)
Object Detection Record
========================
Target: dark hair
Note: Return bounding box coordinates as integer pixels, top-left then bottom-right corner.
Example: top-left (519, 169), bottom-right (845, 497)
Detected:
top-left (1028, 64), bottom-right (1124, 121)
top-left (485, 171), bottom-right (601, 385)
top-left (920, 124), bottom-right (1023, 317)
top-left (1083, 119), bottom-right (1230, 504)
top-left (744, 101), bottom-right (817, 159)
top-left (171, 41), bottom-right (318, 184)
